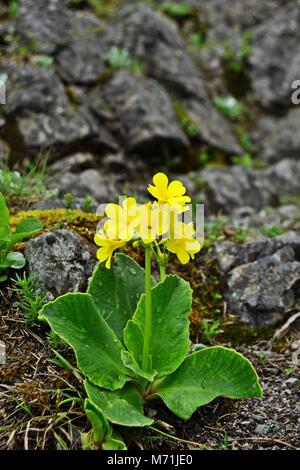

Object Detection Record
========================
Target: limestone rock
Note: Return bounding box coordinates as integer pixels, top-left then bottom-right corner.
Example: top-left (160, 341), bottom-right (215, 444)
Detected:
top-left (1, 63), bottom-right (117, 161)
top-left (103, 4), bottom-right (241, 154)
top-left (25, 230), bottom-right (96, 300)
top-left (200, 159), bottom-right (300, 214)
top-left (249, 3), bottom-right (300, 110)
top-left (96, 70), bottom-right (188, 156)
top-left (226, 246), bottom-right (300, 325)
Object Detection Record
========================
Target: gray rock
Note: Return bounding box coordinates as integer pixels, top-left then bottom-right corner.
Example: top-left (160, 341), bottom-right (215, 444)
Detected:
top-left (213, 231), bottom-right (300, 325)
top-left (200, 159), bottom-right (300, 214)
top-left (52, 169), bottom-right (122, 203)
top-left (16, 0), bottom-right (102, 55)
top-left (214, 205), bottom-right (300, 242)
top-left (1, 63), bottom-right (117, 161)
top-left (55, 33), bottom-right (106, 84)
top-left (201, 165), bottom-right (276, 214)
top-left (96, 70), bottom-right (188, 156)
top-left (25, 230), bottom-right (96, 300)
top-left (103, 4), bottom-right (241, 154)
top-left (252, 108), bottom-right (300, 163)
top-left (214, 231), bottom-right (300, 273)
top-left (215, 237), bottom-right (276, 273)
top-left (31, 197), bottom-right (98, 212)
top-left (226, 246), bottom-right (300, 325)
top-left (267, 159), bottom-right (300, 196)
top-left (249, 3), bottom-right (300, 110)
top-left (50, 153), bottom-right (97, 174)
top-left (195, 0), bottom-right (285, 41)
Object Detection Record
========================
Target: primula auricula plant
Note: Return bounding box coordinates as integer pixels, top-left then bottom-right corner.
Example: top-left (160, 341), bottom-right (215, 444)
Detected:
top-left (0, 192), bottom-right (43, 283)
top-left (39, 173), bottom-right (262, 450)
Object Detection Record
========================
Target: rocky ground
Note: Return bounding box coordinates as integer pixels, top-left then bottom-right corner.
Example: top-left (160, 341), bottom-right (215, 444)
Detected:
top-left (0, 0), bottom-right (300, 451)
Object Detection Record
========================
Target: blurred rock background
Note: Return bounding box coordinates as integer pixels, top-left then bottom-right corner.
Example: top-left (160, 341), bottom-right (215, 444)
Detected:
top-left (0, 0), bottom-right (300, 326)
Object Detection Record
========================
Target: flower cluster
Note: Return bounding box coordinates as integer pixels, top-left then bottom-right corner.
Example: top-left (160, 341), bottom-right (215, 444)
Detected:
top-left (94, 172), bottom-right (201, 268)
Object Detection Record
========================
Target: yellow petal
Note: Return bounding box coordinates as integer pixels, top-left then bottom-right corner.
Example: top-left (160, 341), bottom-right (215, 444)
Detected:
top-left (170, 195), bottom-right (191, 206)
top-left (96, 247), bottom-right (108, 262)
top-left (166, 239), bottom-right (178, 254)
top-left (153, 172), bottom-right (168, 189)
top-left (123, 197), bottom-right (136, 210)
top-left (147, 184), bottom-right (161, 200)
top-left (105, 203), bottom-right (122, 220)
top-left (183, 222), bottom-right (196, 238)
top-left (94, 232), bottom-right (106, 246)
top-left (168, 180), bottom-right (186, 197)
top-left (177, 248), bottom-right (190, 264)
top-left (104, 220), bottom-right (119, 239)
top-left (186, 239), bottom-right (201, 254)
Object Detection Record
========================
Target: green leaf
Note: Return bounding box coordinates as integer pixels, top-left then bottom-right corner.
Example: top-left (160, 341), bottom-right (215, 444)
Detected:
top-left (39, 293), bottom-right (130, 390)
top-left (130, 275), bottom-right (192, 377)
top-left (84, 399), bottom-right (111, 444)
top-left (0, 273), bottom-right (8, 283)
top-left (103, 432), bottom-right (127, 450)
top-left (15, 218), bottom-right (43, 235)
top-left (124, 319), bottom-right (144, 365)
top-left (0, 252), bottom-right (26, 270)
top-left (0, 193), bottom-right (9, 227)
top-left (153, 346), bottom-right (263, 420)
top-left (8, 218), bottom-right (43, 248)
top-left (88, 253), bottom-right (156, 343)
top-left (0, 223), bottom-right (11, 243)
top-left (85, 381), bottom-right (153, 427)
top-left (121, 350), bottom-right (157, 382)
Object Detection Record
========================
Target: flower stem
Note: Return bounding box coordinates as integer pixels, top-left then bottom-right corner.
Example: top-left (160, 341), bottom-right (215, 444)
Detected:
top-left (142, 244), bottom-right (152, 372)
top-left (159, 263), bottom-right (167, 282)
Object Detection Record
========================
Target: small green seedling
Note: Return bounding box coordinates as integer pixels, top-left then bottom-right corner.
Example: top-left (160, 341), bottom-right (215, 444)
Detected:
top-left (105, 47), bottom-right (142, 73)
top-left (0, 193), bottom-right (43, 283)
top-left (202, 320), bottom-right (224, 343)
top-left (10, 273), bottom-right (46, 326)
top-left (214, 96), bottom-right (242, 120)
top-left (64, 193), bottom-right (74, 209)
top-left (82, 196), bottom-right (95, 212)
top-left (231, 153), bottom-right (254, 167)
top-left (161, 3), bottom-right (191, 17)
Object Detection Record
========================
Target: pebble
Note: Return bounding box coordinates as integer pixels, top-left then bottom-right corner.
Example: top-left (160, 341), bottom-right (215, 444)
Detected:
top-left (253, 415), bottom-right (265, 422)
top-left (255, 424), bottom-right (270, 435)
top-left (284, 378), bottom-right (298, 386)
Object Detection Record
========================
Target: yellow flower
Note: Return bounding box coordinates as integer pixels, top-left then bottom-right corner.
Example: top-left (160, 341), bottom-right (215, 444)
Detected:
top-left (104, 197), bottom-right (140, 240)
top-left (135, 202), bottom-right (157, 244)
top-left (136, 202), bottom-right (171, 244)
top-left (148, 172), bottom-right (191, 207)
top-left (94, 230), bottom-right (126, 269)
top-left (166, 222), bottom-right (201, 264)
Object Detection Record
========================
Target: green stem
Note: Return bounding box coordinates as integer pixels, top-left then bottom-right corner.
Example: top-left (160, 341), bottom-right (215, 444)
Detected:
top-left (148, 426), bottom-right (204, 448)
top-left (142, 244), bottom-right (152, 372)
top-left (159, 263), bottom-right (167, 282)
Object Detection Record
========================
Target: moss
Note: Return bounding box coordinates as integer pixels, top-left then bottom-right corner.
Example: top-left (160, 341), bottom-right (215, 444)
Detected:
top-left (71, 0), bottom-right (121, 19)
top-left (221, 320), bottom-right (275, 346)
top-left (172, 98), bottom-right (198, 139)
top-left (10, 208), bottom-right (101, 243)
